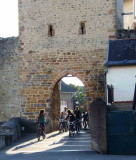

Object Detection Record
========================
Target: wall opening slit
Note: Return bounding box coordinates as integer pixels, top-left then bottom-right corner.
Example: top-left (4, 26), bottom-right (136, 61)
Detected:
top-left (48, 25), bottom-right (55, 37)
top-left (79, 22), bottom-right (86, 35)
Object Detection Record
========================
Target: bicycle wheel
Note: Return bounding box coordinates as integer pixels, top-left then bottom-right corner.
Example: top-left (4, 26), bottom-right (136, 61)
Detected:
top-left (42, 132), bottom-right (46, 139)
top-left (69, 131), bottom-right (71, 137)
top-left (76, 123), bottom-right (80, 133)
top-left (37, 128), bottom-right (41, 141)
top-left (59, 123), bottom-right (63, 132)
top-left (78, 124), bottom-right (80, 133)
top-left (73, 132), bottom-right (75, 136)
top-left (75, 123), bottom-right (78, 133)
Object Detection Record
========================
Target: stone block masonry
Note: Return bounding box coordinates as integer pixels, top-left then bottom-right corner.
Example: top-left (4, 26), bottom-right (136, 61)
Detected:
top-left (0, 37), bottom-right (21, 122)
top-left (18, 0), bottom-right (117, 131)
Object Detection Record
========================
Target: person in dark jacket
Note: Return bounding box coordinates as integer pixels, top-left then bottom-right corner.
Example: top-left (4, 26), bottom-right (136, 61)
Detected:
top-left (65, 110), bottom-right (75, 122)
top-left (74, 107), bottom-right (81, 119)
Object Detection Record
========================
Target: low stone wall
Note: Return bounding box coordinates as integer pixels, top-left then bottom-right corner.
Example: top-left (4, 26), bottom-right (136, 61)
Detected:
top-left (0, 118), bottom-right (21, 149)
top-left (21, 118), bottom-right (52, 134)
top-left (0, 116), bottom-right (60, 149)
top-left (20, 118), bottom-right (37, 133)
top-left (0, 136), bottom-right (5, 148)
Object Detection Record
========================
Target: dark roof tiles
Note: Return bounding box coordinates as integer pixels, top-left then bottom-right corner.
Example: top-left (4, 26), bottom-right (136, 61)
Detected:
top-left (105, 39), bottom-right (136, 66)
top-left (60, 81), bottom-right (76, 93)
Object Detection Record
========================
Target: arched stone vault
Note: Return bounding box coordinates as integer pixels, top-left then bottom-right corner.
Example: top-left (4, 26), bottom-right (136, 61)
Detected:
top-left (50, 70), bottom-right (90, 131)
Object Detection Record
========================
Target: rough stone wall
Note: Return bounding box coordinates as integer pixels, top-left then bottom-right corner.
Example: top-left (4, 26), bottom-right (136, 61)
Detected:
top-left (0, 37), bottom-right (20, 122)
top-left (18, 0), bottom-right (117, 126)
top-left (51, 83), bottom-right (60, 131)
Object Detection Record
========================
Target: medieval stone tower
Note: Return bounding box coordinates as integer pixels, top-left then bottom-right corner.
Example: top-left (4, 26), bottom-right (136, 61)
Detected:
top-left (18, 0), bottom-right (116, 131)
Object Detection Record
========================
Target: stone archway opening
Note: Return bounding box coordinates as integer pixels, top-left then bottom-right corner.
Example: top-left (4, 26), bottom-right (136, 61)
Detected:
top-left (51, 74), bottom-right (89, 132)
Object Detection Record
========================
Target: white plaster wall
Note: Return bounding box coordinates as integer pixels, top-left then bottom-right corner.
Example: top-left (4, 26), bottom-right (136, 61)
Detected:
top-left (106, 66), bottom-right (136, 102)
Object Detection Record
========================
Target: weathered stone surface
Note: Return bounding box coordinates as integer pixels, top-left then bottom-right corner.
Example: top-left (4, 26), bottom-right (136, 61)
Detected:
top-left (0, 37), bottom-right (21, 122)
top-left (90, 98), bottom-right (107, 153)
top-left (18, 0), bottom-right (116, 125)
top-left (0, 1), bottom-right (117, 133)
top-left (0, 117), bottom-right (21, 147)
top-left (0, 118), bottom-right (21, 149)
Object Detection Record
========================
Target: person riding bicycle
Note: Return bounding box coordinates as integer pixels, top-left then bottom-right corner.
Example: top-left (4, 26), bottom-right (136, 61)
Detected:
top-left (74, 107), bottom-right (81, 131)
top-left (65, 110), bottom-right (75, 134)
top-left (82, 111), bottom-right (89, 129)
top-left (37, 110), bottom-right (46, 137)
top-left (74, 107), bottom-right (81, 119)
top-left (65, 109), bottom-right (75, 122)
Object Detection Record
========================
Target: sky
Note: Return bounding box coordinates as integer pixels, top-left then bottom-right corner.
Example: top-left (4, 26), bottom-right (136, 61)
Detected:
top-left (62, 77), bottom-right (84, 86)
top-left (0, 0), bottom-right (18, 38)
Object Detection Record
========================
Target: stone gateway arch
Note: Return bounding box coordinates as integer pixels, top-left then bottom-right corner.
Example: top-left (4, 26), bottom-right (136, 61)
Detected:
top-left (18, 0), bottom-right (116, 132)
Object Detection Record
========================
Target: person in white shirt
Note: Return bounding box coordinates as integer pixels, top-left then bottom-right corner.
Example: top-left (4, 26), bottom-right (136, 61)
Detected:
top-left (63, 107), bottom-right (68, 119)
top-left (63, 107), bottom-right (68, 131)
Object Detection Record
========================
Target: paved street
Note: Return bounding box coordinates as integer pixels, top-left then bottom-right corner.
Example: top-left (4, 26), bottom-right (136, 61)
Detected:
top-left (0, 130), bottom-right (136, 160)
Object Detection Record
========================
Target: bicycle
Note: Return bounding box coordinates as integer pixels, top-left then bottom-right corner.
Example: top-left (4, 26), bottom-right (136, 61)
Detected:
top-left (75, 119), bottom-right (81, 134)
top-left (37, 124), bottom-right (46, 141)
top-left (59, 119), bottom-right (65, 132)
top-left (68, 121), bottom-right (75, 137)
top-left (83, 119), bottom-right (89, 130)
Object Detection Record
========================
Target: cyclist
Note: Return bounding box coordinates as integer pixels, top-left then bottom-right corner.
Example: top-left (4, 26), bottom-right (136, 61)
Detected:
top-left (82, 111), bottom-right (89, 130)
top-left (37, 110), bottom-right (46, 138)
top-left (65, 109), bottom-right (75, 122)
top-left (74, 107), bottom-right (81, 132)
top-left (65, 110), bottom-right (75, 136)
top-left (74, 107), bottom-right (81, 119)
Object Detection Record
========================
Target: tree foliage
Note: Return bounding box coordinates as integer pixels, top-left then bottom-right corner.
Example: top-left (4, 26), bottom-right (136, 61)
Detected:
top-left (69, 84), bottom-right (87, 106)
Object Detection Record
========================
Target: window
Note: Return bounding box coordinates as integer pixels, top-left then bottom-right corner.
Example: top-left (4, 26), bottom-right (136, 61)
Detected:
top-left (61, 101), bottom-right (67, 106)
top-left (79, 22), bottom-right (86, 35)
top-left (48, 25), bottom-right (55, 37)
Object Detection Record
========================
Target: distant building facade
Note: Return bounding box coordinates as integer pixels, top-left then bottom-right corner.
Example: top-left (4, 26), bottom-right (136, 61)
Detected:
top-left (105, 39), bottom-right (136, 109)
top-left (60, 81), bottom-right (76, 112)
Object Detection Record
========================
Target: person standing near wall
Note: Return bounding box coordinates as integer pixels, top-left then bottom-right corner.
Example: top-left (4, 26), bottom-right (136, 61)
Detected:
top-left (63, 107), bottom-right (68, 131)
